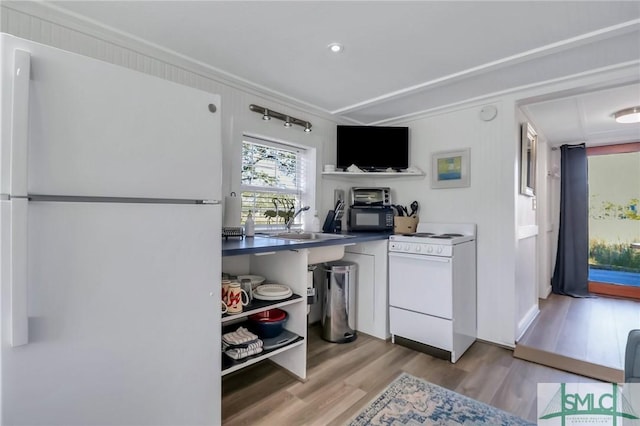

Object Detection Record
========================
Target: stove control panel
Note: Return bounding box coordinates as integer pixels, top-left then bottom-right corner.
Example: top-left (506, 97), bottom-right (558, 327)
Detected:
top-left (388, 241), bottom-right (453, 257)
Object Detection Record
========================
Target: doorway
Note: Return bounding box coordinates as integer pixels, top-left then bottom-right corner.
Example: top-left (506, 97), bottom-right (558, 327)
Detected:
top-left (587, 142), bottom-right (640, 299)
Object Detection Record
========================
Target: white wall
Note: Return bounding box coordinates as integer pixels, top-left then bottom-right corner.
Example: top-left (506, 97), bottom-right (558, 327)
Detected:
top-left (322, 102), bottom-right (520, 346)
top-left (6, 2), bottom-right (635, 349)
top-left (513, 108), bottom-right (541, 339)
top-left (548, 148), bottom-right (561, 292)
top-left (0, 4), bottom-right (340, 218)
top-left (399, 103), bottom-right (518, 346)
top-left (535, 133), bottom-right (553, 300)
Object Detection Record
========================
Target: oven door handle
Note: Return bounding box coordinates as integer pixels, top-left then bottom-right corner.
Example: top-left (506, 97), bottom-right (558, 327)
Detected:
top-left (388, 252), bottom-right (451, 263)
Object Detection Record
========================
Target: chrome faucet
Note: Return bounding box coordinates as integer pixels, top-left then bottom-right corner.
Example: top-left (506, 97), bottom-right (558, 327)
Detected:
top-left (286, 206), bottom-right (310, 231)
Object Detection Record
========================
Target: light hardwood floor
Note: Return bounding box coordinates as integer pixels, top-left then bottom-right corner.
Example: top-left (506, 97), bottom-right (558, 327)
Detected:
top-left (514, 293), bottom-right (640, 382)
top-left (222, 325), bottom-right (597, 425)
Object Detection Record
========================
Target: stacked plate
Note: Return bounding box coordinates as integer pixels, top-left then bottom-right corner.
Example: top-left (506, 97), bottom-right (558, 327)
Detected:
top-left (253, 284), bottom-right (292, 301)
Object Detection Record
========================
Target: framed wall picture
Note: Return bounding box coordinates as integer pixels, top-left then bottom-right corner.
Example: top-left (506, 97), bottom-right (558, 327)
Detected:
top-left (431, 148), bottom-right (470, 189)
top-left (520, 122), bottom-right (537, 197)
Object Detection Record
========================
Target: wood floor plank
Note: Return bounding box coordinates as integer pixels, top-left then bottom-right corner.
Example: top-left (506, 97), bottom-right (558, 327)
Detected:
top-left (455, 361), bottom-right (510, 404)
top-left (343, 344), bottom-right (417, 392)
top-left (611, 297), bottom-right (640, 367)
top-left (518, 294), bottom-right (570, 350)
top-left (513, 344), bottom-right (623, 382)
top-left (587, 297), bottom-right (621, 368)
top-left (290, 380), bottom-right (366, 426)
top-left (515, 293), bottom-right (639, 379)
top-left (223, 324), bottom-right (598, 424)
top-left (554, 296), bottom-right (589, 360)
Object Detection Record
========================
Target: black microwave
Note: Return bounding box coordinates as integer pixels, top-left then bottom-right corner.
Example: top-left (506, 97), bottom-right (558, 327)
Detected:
top-left (348, 207), bottom-right (394, 231)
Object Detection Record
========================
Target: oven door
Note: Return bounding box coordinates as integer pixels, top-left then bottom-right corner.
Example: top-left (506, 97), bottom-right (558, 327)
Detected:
top-left (388, 252), bottom-right (452, 319)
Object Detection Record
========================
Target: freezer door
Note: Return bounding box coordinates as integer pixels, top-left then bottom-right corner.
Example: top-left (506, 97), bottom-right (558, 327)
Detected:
top-left (3, 201), bottom-right (221, 425)
top-left (1, 34), bottom-right (221, 200)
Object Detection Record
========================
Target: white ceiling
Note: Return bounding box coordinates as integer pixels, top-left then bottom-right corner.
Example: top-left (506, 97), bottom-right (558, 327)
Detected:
top-left (43, 1), bottom-right (640, 145)
top-left (522, 84), bottom-right (640, 147)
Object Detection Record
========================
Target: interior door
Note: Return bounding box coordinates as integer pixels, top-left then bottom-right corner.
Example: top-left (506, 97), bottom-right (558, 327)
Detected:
top-left (3, 201), bottom-right (221, 425)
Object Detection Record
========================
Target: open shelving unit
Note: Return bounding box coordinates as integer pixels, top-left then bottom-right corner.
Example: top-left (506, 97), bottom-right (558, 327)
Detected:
top-left (221, 294), bottom-right (303, 323)
top-left (221, 335), bottom-right (304, 376)
top-left (221, 249), bottom-right (309, 381)
top-left (321, 171), bottom-right (424, 178)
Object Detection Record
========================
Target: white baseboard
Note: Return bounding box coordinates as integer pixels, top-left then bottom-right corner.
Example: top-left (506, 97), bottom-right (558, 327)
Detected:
top-left (540, 284), bottom-right (552, 299)
top-left (517, 225), bottom-right (539, 240)
top-left (516, 304), bottom-right (540, 342)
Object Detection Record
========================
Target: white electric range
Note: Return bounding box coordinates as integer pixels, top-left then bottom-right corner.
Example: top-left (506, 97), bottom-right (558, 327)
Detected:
top-left (388, 223), bottom-right (477, 363)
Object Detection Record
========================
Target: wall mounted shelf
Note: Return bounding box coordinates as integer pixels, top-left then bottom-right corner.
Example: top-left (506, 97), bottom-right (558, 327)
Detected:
top-left (321, 171), bottom-right (425, 178)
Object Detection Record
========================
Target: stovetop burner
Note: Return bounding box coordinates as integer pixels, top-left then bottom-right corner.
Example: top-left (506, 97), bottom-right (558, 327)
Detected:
top-left (390, 223), bottom-right (476, 247)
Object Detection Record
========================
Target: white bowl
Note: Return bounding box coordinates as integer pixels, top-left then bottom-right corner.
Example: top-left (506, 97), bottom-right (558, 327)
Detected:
top-left (236, 274), bottom-right (266, 289)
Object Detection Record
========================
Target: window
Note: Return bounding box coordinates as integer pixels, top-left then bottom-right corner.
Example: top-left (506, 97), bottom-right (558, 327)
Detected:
top-left (241, 135), bottom-right (309, 230)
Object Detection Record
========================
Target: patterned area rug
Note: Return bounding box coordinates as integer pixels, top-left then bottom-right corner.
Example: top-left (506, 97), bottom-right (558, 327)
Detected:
top-left (349, 373), bottom-right (535, 425)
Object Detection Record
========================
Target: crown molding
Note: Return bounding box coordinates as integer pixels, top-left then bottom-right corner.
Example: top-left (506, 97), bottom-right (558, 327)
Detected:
top-left (3, 1), bottom-right (638, 127)
top-left (1, 0), bottom-right (338, 124)
top-left (374, 61), bottom-right (640, 126)
top-left (332, 19), bottom-right (640, 116)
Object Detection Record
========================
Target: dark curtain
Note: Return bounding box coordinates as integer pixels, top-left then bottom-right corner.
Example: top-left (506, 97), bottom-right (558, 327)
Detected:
top-left (551, 143), bottom-right (591, 297)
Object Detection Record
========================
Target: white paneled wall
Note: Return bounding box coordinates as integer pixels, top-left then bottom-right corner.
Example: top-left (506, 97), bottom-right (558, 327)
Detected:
top-left (515, 235), bottom-right (539, 340)
top-left (0, 3), bottom-right (339, 215)
top-left (8, 1), bottom-right (616, 348)
top-left (514, 108), bottom-right (541, 340)
top-left (393, 103), bottom-right (519, 346)
top-left (320, 102), bottom-right (523, 346)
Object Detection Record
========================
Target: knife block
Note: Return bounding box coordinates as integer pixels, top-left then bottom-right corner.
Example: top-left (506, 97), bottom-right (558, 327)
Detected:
top-left (393, 216), bottom-right (418, 234)
top-left (322, 210), bottom-right (337, 233)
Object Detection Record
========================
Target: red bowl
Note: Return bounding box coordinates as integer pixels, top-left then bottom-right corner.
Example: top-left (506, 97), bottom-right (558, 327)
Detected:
top-left (249, 308), bottom-right (286, 322)
top-left (248, 312), bottom-right (289, 338)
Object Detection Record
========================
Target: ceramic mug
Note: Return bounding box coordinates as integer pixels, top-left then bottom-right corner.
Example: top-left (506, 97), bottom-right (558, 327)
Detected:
top-left (240, 278), bottom-right (253, 303)
top-left (221, 300), bottom-right (228, 314)
top-left (227, 282), bottom-right (249, 314)
top-left (221, 279), bottom-right (231, 304)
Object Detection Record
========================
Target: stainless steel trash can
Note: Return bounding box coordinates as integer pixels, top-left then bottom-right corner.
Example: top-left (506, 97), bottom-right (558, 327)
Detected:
top-left (321, 261), bottom-right (357, 343)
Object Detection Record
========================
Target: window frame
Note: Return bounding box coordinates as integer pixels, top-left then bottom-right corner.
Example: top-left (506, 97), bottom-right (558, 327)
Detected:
top-left (240, 135), bottom-right (310, 231)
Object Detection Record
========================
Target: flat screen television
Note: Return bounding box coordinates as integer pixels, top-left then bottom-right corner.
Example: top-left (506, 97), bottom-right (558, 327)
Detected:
top-left (336, 125), bottom-right (409, 171)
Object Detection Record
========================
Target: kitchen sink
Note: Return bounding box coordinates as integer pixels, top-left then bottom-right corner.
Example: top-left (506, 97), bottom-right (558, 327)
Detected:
top-left (256, 232), bottom-right (355, 264)
top-left (271, 232), bottom-right (354, 241)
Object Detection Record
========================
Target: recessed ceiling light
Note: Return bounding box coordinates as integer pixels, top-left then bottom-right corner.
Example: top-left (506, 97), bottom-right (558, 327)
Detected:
top-left (328, 43), bottom-right (344, 53)
top-left (614, 106), bottom-right (640, 124)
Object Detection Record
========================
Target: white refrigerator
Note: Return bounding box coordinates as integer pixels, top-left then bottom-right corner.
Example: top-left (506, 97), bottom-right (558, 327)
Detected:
top-left (0, 34), bottom-right (222, 425)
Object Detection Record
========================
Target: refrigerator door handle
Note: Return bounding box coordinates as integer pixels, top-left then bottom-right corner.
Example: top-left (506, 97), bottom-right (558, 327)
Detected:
top-left (10, 49), bottom-right (31, 197)
top-left (10, 198), bottom-right (29, 346)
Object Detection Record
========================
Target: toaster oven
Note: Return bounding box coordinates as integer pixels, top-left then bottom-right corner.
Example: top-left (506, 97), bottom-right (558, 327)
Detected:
top-left (350, 187), bottom-right (391, 207)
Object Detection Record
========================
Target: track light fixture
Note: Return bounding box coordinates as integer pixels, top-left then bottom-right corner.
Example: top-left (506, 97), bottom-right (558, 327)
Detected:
top-left (249, 104), bottom-right (312, 132)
